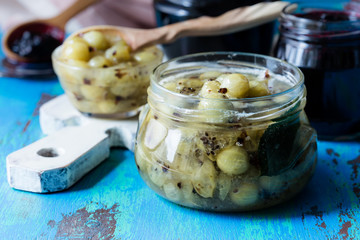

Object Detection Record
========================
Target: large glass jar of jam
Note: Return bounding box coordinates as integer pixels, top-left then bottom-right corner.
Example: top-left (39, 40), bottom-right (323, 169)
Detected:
top-left (274, 2), bottom-right (360, 140)
top-left (135, 52), bottom-right (317, 211)
top-left (154, 0), bottom-right (275, 58)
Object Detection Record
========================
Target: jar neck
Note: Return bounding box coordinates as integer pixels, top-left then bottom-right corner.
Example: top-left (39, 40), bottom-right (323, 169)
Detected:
top-left (148, 78), bottom-right (306, 126)
top-left (148, 52), bottom-right (306, 125)
top-left (279, 2), bottom-right (360, 42)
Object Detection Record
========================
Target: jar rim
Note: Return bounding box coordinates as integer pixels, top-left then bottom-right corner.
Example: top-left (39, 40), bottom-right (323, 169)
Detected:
top-left (149, 52), bottom-right (306, 123)
top-left (151, 51), bottom-right (304, 103)
top-left (51, 45), bottom-right (163, 71)
top-left (280, 2), bottom-right (360, 37)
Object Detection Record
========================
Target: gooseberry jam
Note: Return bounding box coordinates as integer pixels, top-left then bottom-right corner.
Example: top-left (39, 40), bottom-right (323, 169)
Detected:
top-left (135, 52), bottom-right (317, 211)
top-left (52, 28), bottom-right (163, 118)
top-left (274, 2), bottom-right (360, 139)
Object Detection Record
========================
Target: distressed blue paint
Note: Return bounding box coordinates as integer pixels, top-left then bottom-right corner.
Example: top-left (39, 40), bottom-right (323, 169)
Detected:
top-left (0, 30), bottom-right (359, 239)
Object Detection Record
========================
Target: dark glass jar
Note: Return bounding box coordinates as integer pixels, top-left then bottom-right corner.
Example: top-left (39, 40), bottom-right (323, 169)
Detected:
top-left (154, 0), bottom-right (275, 59)
top-left (274, 1), bottom-right (360, 140)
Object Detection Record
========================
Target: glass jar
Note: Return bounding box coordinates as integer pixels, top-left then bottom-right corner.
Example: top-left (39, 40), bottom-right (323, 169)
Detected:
top-left (274, 1), bottom-right (360, 140)
top-left (154, 0), bottom-right (275, 59)
top-left (134, 52), bottom-right (317, 211)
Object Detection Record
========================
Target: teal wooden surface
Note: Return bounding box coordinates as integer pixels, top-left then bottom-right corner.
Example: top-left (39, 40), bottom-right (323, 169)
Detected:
top-left (0, 37), bottom-right (359, 240)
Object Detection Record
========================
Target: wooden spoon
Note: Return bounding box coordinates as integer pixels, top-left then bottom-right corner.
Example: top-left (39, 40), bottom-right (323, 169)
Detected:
top-left (71, 1), bottom-right (296, 51)
top-left (2, 0), bottom-right (99, 63)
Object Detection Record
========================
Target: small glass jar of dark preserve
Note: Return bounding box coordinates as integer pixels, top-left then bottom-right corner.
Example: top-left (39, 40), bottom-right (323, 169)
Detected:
top-left (154, 0), bottom-right (275, 59)
top-left (274, 1), bottom-right (360, 140)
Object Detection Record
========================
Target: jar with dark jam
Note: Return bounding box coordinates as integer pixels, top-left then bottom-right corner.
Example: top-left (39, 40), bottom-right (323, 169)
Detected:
top-left (154, 0), bottom-right (275, 58)
top-left (274, 2), bottom-right (360, 140)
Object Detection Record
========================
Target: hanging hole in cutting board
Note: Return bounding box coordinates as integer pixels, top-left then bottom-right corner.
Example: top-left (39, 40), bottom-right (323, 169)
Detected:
top-left (37, 147), bottom-right (64, 157)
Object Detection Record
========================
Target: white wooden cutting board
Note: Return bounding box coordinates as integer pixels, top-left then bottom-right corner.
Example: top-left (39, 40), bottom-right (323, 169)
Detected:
top-left (6, 94), bottom-right (139, 193)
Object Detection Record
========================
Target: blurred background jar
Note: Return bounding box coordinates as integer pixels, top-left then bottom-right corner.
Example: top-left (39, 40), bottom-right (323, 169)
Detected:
top-left (274, 1), bottom-right (360, 140)
top-left (153, 0), bottom-right (275, 58)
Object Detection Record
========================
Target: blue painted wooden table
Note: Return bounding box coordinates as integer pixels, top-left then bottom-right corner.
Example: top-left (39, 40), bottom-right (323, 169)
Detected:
top-left (0, 40), bottom-right (359, 240)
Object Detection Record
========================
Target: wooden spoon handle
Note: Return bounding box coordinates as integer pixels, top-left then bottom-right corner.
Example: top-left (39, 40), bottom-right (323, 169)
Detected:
top-left (47, 0), bottom-right (100, 29)
top-left (124, 1), bottom-right (296, 50)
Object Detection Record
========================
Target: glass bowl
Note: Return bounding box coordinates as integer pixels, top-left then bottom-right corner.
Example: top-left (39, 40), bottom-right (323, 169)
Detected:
top-left (52, 28), bottom-right (163, 118)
